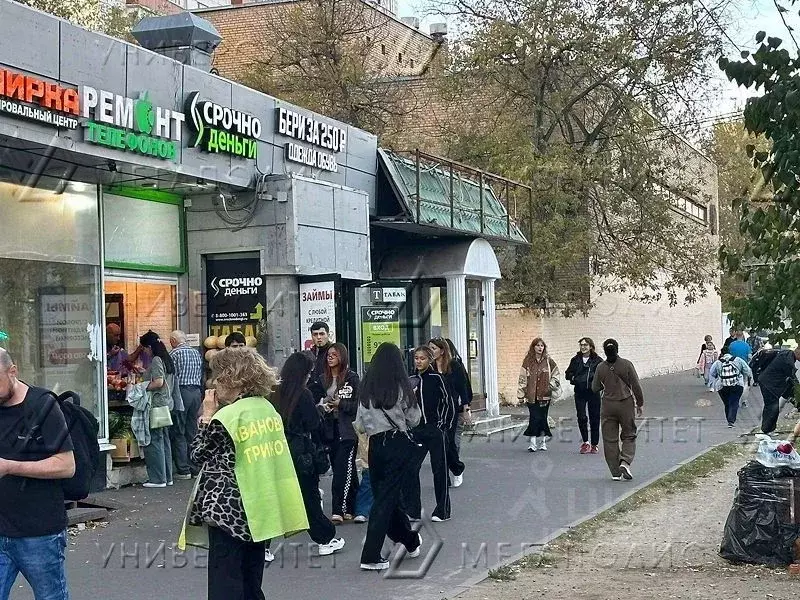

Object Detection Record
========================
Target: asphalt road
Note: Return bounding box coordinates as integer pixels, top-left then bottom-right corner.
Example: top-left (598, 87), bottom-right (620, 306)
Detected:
top-left (10, 371), bottom-right (765, 600)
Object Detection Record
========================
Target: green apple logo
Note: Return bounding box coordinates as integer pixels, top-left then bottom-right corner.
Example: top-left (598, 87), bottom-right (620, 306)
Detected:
top-left (134, 92), bottom-right (154, 135)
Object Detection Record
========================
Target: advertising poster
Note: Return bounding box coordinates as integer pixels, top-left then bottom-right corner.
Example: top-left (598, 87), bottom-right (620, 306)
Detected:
top-left (39, 289), bottom-right (93, 366)
top-left (361, 306), bottom-right (400, 365)
top-left (299, 281), bottom-right (337, 350)
top-left (206, 257), bottom-right (266, 340)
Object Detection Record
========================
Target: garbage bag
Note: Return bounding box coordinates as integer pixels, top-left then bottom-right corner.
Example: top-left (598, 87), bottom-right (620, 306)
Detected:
top-left (719, 460), bottom-right (800, 566)
top-left (754, 434), bottom-right (800, 468)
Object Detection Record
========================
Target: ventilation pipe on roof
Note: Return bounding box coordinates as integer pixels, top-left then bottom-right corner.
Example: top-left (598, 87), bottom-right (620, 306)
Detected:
top-left (131, 12), bottom-right (222, 72)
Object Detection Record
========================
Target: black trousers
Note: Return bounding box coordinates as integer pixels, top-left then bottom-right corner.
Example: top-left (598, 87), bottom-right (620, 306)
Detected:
top-left (297, 472), bottom-right (336, 544)
top-left (575, 389), bottom-right (601, 446)
top-left (445, 421), bottom-right (465, 476)
top-left (404, 423), bottom-right (451, 520)
top-left (331, 439), bottom-right (358, 517)
top-left (361, 431), bottom-right (421, 564)
top-left (761, 386), bottom-right (782, 434)
top-left (208, 526), bottom-right (266, 600)
top-left (719, 385), bottom-right (744, 425)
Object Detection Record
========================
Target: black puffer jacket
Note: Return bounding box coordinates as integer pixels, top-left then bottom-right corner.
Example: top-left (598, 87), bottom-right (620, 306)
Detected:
top-left (565, 353), bottom-right (603, 394)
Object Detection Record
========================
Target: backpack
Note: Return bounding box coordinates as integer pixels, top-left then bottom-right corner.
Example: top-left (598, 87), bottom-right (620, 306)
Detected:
top-left (749, 349), bottom-right (779, 384)
top-left (718, 357), bottom-right (741, 388)
top-left (23, 391), bottom-right (101, 501)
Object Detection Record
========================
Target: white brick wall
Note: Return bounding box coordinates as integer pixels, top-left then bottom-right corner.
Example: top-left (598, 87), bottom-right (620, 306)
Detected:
top-left (496, 287), bottom-right (722, 405)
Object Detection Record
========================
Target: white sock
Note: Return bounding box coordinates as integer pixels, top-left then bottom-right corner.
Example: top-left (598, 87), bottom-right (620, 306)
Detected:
top-left (529, 436), bottom-right (536, 445)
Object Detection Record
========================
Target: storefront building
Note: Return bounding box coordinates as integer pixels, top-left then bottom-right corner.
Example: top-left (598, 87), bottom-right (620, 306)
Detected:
top-left (0, 3), bottom-right (525, 484)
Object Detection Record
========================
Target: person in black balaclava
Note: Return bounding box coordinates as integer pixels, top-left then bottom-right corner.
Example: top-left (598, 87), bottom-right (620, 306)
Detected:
top-left (591, 339), bottom-right (645, 481)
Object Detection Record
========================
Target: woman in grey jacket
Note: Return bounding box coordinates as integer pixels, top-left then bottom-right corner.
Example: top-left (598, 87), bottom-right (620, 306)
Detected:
top-left (354, 343), bottom-right (422, 571)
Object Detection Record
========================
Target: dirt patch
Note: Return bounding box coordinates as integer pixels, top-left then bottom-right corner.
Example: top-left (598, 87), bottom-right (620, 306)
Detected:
top-left (455, 442), bottom-right (798, 600)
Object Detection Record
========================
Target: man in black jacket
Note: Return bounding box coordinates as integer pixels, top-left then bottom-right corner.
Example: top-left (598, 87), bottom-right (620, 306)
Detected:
top-left (306, 322), bottom-right (332, 401)
top-left (758, 347), bottom-right (800, 434)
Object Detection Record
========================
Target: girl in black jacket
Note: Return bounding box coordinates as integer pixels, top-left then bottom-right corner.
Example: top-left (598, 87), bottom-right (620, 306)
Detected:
top-left (405, 346), bottom-right (452, 522)
top-left (429, 338), bottom-right (467, 487)
top-left (564, 337), bottom-right (603, 454)
top-left (322, 343), bottom-right (361, 522)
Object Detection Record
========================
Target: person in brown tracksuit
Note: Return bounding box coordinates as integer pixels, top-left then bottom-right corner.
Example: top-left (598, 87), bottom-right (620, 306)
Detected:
top-left (591, 339), bottom-right (644, 481)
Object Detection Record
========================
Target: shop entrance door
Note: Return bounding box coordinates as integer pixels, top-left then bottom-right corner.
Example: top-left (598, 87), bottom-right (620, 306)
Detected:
top-left (466, 280), bottom-right (486, 411)
top-left (103, 273), bottom-right (178, 453)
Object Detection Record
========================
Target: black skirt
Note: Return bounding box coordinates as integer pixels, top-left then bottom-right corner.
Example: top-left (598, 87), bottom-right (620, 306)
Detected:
top-left (523, 402), bottom-right (552, 437)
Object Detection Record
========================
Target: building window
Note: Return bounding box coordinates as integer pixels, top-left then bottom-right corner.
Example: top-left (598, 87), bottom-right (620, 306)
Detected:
top-left (381, 44), bottom-right (386, 55)
top-left (658, 183), bottom-right (708, 224)
top-left (398, 52), bottom-right (403, 63)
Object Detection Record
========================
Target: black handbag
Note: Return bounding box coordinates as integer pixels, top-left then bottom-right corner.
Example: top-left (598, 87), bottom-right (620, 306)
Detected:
top-left (287, 430), bottom-right (330, 476)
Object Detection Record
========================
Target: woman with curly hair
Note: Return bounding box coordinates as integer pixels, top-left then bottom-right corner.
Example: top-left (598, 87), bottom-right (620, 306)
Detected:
top-left (518, 338), bottom-right (561, 452)
top-left (181, 347), bottom-right (308, 600)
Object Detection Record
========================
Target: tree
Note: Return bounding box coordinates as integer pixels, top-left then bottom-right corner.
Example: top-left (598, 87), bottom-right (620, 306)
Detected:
top-left (719, 26), bottom-right (800, 342)
top-left (242, 0), bottom-right (430, 135)
top-left (13, 0), bottom-right (144, 39)
top-left (702, 120), bottom-right (770, 311)
top-left (424, 0), bottom-right (727, 312)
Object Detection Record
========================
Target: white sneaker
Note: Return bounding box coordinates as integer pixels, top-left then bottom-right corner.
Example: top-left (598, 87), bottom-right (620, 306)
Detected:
top-left (142, 482), bottom-right (167, 488)
top-left (431, 515), bottom-right (450, 522)
top-left (318, 537), bottom-right (345, 556)
top-left (353, 515), bottom-right (368, 523)
top-left (538, 439), bottom-right (548, 451)
top-left (360, 558), bottom-right (390, 570)
top-left (452, 474), bottom-right (463, 488)
top-left (620, 463), bottom-right (633, 480)
top-left (264, 549), bottom-right (275, 563)
top-left (406, 533), bottom-right (423, 558)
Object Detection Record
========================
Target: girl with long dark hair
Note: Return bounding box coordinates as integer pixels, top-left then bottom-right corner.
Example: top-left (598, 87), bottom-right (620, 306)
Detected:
top-left (137, 331), bottom-right (178, 488)
top-left (355, 343), bottom-right (422, 571)
top-left (518, 337), bottom-right (561, 452)
top-left (429, 338), bottom-right (467, 487)
top-left (271, 352), bottom-right (345, 556)
top-left (564, 337), bottom-right (603, 454)
top-left (321, 343), bottom-right (361, 523)
top-left (406, 346), bottom-right (452, 522)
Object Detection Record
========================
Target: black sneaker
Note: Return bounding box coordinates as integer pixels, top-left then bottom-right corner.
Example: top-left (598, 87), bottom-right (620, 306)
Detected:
top-left (619, 463), bottom-right (633, 480)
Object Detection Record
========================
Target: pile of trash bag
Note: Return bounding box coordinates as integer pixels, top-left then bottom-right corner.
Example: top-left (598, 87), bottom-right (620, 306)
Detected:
top-left (720, 437), bottom-right (800, 566)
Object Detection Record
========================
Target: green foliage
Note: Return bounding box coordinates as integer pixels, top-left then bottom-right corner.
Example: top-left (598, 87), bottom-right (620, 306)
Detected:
top-left (719, 26), bottom-right (800, 342)
top-left (13, 0), bottom-right (144, 39)
top-left (434, 0), bottom-right (723, 312)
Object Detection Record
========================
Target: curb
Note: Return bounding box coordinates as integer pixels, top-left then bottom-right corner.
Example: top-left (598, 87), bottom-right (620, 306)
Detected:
top-left (440, 439), bottom-right (741, 600)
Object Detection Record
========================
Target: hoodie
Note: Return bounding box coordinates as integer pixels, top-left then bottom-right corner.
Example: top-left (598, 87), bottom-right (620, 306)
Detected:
top-left (410, 367), bottom-right (452, 429)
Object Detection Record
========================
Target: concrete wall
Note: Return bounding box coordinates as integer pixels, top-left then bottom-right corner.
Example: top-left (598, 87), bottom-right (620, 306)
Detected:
top-left (496, 287), bottom-right (722, 405)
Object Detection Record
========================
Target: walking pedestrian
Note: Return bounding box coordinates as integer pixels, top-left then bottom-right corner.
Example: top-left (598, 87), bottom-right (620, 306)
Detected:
top-left (518, 338), bottom-right (561, 452)
top-left (182, 347), bottom-right (307, 600)
top-left (428, 337), bottom-right (466, 487)
top-left (592, 339), bottom-right (644, 481)
top-left (138, 331), bottom-right (177, 488)
top-left (405, 346), bottom-right (452, 522)
top-left (564, 337), bottom-right (603, 454)
top-left (355, 343), bottom-right (422, 571)
top-left (444, 338), bottom-right (473, 455)
top-left (708, 348), bottom-right (752, 427)
top-left (322, 343), bottom-right (360, 523)
top-left (0, 347), bottom-right (75, 600)
top-left (353, 431), bottom-right (373, 523)
top-left (756, 346), bottom-right (800, 434)
top-left (696, 335), bottom-right (718, 391)
top-left (169, 330), bottom-right (203, 479)
top-left (271, 352), bottom-right (345, 556)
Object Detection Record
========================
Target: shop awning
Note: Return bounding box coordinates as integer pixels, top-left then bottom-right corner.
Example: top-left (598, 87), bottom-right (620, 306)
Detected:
top-left (376, 148), bottom-right (529, 245)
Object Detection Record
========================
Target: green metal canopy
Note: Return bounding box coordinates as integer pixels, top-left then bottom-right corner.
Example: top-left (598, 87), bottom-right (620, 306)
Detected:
top-left (377, 149), bottom-right (529, 245)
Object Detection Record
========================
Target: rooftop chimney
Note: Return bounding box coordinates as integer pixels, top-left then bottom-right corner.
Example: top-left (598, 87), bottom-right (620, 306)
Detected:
top-left (131, 12), bottom-right (222, 72)
top-left (429, 22), bottom-right (448, 42)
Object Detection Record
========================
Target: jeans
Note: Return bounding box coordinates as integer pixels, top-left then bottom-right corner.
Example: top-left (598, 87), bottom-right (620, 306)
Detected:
top-left (575, 389), bottom-right (601, 445)
top-left (445, 421), bottom-right (465, 476)
top-left (171, 386), bottom-right (202, 476)
top-left (355, 469), bottom-right (373, 518)
top-left (718, 385), bottom-right (743, 425)
top-left (208, 526), bottom-right (265, 600)
top-left (0, 531), bottom-right (69, 600)
top-left (143, 426), bottom-right (173, 485)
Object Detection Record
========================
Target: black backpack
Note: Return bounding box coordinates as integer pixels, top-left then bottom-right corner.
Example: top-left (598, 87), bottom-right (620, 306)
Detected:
top-left (23, 390), bottom-right (101, 501)
top-left (749, 349), bottom-right (779, 384)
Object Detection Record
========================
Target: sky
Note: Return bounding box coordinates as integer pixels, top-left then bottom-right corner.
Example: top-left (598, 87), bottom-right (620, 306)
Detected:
top-left (394, 0), bottom-right (794, 119)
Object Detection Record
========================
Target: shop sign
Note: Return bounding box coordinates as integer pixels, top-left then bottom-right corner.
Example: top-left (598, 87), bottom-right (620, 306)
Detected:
top-left (0, 67), bottom-right (79, 128)
top-left (369, 287), bottom-right (407, 303)
top-left (80, 87), bottom-right (184, 161)
top-left (276, 107), bottom-right (347, 173)
top-left (299, 281), bottom-right (337, 349)
top-left (39, 290), bottom-right (93, 366)
top-left (206, 257), bottom-right (266, 339)
top-left (361, 306), bottom-right (400, 365)
top-left (185, 92), bottom-right (260, 159)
